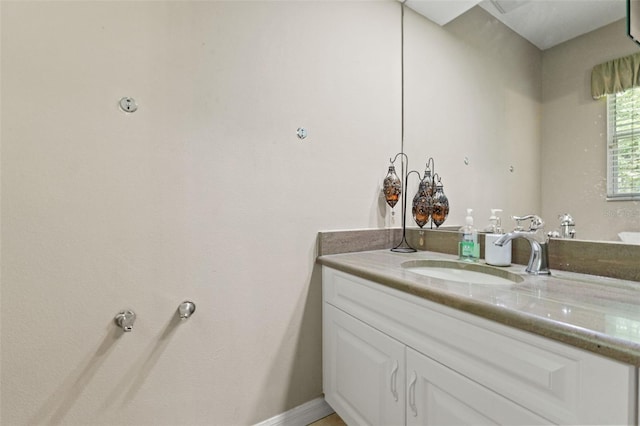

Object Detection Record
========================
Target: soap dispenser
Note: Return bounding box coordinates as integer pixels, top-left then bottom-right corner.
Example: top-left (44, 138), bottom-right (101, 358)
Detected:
top-left (484, 209), bottom-right (511, 266)
top-left (459, 209), bottom-right (479, 262)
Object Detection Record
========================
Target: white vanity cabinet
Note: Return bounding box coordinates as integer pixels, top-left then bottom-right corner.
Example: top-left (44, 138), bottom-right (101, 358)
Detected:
top-left (323, 304), bottom-right (405, 425)
top-left (322, 266), bottom-right (637, 426)
top-left (405, 347), bottom-right (549, 425)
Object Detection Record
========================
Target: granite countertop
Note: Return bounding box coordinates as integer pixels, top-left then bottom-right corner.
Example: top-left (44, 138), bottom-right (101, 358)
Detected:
top-left (317, 249), bottom-right (640, 366)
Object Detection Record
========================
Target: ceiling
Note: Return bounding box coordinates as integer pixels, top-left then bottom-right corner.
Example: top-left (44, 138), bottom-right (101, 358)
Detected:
top-left (404, 0), bottom-right (627, 50)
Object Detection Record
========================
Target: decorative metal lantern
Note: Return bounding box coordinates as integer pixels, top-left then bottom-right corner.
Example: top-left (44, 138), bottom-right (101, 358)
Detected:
top-left (383, 165), bottom-right (402, 208)
top-left (431, 177), bottom-right (449, 228)
top-left (412, 179), bottom-right (433, 228)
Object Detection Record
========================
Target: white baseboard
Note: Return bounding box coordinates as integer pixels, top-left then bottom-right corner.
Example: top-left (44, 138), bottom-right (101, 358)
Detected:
top-left (254, 397), bottom-right (335, 426)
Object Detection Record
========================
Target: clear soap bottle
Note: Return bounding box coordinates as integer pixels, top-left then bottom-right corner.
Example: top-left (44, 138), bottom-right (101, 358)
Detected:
top-left (484, 209), bottom-right (511, 266)
top-left (459, 209), bottom-right (479, 262)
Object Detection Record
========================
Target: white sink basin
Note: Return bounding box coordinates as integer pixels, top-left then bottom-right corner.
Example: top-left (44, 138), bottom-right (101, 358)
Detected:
top-left (402, 259), bottom-right (524, 285)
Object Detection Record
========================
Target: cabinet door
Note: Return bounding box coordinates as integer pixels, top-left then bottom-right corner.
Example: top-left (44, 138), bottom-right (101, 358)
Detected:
top-left (324, 303), bottom-right (405, 426)
top-left (406, 348), bottom-right (549, 426)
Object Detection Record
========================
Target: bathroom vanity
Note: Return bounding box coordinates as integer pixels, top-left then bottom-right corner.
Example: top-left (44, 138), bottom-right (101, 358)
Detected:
top-left (318, 249), bottom-right (640, 425)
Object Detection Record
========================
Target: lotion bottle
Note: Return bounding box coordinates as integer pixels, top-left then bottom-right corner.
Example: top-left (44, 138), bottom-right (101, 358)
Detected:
top-left (484, 209), bottom-right (512, 266)
top-left (459, 209), bottom-right (479, 262)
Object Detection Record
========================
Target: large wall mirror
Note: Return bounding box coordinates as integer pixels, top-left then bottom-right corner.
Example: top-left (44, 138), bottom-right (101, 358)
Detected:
top-left (402, 0), bottom-right (639, 244)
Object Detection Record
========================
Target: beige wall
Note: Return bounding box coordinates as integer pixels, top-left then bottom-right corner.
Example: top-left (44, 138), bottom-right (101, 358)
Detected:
top-left (404, 6), bottom-right (542, 230)
top-left (542, 19), bottom-right (640, 241)
top-left (1, 2), bottom-right (400, 425)
top-left (1, 1), bottom-right (542, 425)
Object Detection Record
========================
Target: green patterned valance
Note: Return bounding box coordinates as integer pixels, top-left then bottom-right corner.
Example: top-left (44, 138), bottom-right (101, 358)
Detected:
top-left (591, 52), bottom-right (640, 99)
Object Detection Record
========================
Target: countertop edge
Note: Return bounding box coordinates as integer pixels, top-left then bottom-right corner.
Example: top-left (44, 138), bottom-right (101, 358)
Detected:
top-left (317, 254), bottom-right (640, 367)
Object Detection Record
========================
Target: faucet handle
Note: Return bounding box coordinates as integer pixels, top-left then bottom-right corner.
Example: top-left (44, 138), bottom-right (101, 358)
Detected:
top-left (529, 215), bottom-right (544, 231)
top-left (511, 215), bottom-right (544, 231)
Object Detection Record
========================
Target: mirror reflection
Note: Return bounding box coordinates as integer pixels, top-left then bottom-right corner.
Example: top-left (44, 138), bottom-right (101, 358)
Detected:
top-left (402, 0), bottom-right (639, 243)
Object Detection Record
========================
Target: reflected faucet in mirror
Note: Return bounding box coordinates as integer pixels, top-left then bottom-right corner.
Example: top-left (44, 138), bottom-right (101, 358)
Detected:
top-left (548, 213), bottom-right (576, 239)
top-left (494, 215), bottom-right (551, 275)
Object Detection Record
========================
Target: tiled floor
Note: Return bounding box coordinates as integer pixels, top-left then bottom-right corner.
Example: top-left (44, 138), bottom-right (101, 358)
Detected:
top-left (308, 413), bottom-right (347, 426)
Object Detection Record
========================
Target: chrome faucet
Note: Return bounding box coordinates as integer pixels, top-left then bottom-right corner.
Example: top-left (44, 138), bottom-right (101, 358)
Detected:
top-left (494, 215), bottom-right (551, 275)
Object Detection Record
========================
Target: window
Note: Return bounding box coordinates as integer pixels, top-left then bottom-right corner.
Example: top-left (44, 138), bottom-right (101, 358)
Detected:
top-left (607, 87), bottom-right (640, 199)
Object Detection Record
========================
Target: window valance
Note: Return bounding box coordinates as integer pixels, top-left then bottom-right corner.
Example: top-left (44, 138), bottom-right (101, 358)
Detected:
top-left (591, 52), bottom-right (640, 99)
